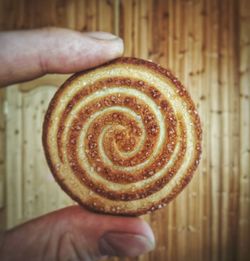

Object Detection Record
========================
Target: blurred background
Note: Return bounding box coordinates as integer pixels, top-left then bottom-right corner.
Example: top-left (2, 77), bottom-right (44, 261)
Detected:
top-left (0, 0), bottom-right (249, 261)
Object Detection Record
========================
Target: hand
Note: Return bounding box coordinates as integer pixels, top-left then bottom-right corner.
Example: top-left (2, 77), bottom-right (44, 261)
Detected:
top-left (0, 28), bottom-right (155, 260)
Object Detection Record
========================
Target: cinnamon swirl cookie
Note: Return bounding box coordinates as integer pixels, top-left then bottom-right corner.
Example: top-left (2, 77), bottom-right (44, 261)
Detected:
top-left (43, 57), bottom-right (202, 216)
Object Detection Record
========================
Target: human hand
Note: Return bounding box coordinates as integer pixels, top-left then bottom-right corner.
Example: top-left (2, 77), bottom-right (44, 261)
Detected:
top-left (0, 28), bottom-right (155, 260)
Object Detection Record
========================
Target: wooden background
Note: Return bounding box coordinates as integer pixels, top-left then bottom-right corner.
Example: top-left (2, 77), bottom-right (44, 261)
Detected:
top-left (0, 0), bottom-right (249, 261)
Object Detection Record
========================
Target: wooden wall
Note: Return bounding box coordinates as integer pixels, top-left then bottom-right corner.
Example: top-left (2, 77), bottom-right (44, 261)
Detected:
top-left (0, 0), bottom-right (249, 261)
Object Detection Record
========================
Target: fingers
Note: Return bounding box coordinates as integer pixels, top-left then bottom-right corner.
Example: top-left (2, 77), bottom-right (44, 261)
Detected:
top-left (1, 206), bottom-right (155, 260)
top-left (0, 27), bottom-right (124, 87)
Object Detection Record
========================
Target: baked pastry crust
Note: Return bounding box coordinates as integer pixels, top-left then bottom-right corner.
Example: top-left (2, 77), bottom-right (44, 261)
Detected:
top-left (43, 57), bottom-right (202, 216)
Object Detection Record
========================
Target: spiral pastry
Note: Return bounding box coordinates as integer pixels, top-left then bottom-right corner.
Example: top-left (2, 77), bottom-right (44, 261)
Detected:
top-left (43, 57), bottom-right (202, 216)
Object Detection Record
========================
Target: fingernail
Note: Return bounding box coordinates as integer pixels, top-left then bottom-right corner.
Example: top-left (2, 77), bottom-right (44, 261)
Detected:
top-left (99, 232), bottom-right (155, 257)
top-left (87, 32), bottom-right (120, 40)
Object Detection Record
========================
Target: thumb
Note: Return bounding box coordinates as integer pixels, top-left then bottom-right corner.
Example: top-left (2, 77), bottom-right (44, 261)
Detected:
top-left (0, 27), bottom-right (124, 87)
top-left (1, 206), bottom-right (155, 260)
top-left (69, 207), bottom-right (155, 258)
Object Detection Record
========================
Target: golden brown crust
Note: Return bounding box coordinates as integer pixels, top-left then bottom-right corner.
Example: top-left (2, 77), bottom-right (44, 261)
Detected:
top-left (42, 57), bottom-right (202, 216)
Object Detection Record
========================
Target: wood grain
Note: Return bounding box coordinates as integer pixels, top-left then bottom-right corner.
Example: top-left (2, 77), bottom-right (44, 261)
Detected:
top-left (0, 0), bottom-right (249, 260)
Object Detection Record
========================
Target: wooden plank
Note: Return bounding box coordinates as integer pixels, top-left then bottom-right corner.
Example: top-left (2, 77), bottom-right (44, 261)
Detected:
top-left (5, 81), bottom-right (76, 228)
top-left (98, 0), bottom-right (116, 33)
top-left (238, 0), bottom-right (250, 260)
top-left (207, 1), bottom-right (221, 260)
top-left (195, 1), bottom-right (211, 260)
top-left (218, 0), bottom-right (231, 260)
top-left (0, 89), bottom-right (6, 231)
top-left (185, 1), bottom-right (204, 260)
top-left (6, 86), bottom-right (23, 228)
top-left (0, 90), bottom-right (5, 210)
top-left (221, 0), bottom-right (239, 259)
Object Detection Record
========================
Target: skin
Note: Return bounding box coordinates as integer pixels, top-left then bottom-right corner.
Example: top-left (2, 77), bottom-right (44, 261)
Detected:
top-left (0, 28), bottom-right (155, 261)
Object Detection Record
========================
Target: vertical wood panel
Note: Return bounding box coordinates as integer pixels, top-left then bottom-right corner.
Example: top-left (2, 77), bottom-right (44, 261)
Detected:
top-left (0, 89), bottom-right (5, 230)
top-left (0, 0), bottom-right (249, 260)
top-left (6, 87), bottom-right (23, 227)
top-left (6, 83), bottom-right (75, 228)
top-left (239, 0), bottom-right (250, 260)
top-left (206, 1), bottom-right (221, 260)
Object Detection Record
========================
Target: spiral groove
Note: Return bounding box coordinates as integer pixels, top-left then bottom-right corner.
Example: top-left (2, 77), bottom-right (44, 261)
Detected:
top-left (43, 57), bottom-right (202, 215)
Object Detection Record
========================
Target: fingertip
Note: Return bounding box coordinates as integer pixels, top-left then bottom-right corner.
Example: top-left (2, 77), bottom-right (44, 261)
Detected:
top-left (99, 232), bottom-right (155, 257)
top-left (110, 36), bottom-right (124, 57)
top-left (81, 31), bottom-right (124, 64)
top-left (97, 214), bottom-right (155, 257)
top-left (137, 218), bottom-right (155, 247)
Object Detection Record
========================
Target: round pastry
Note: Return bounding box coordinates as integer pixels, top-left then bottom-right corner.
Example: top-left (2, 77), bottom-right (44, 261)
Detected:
top-left (42, 57), bottom-right (202, 216)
